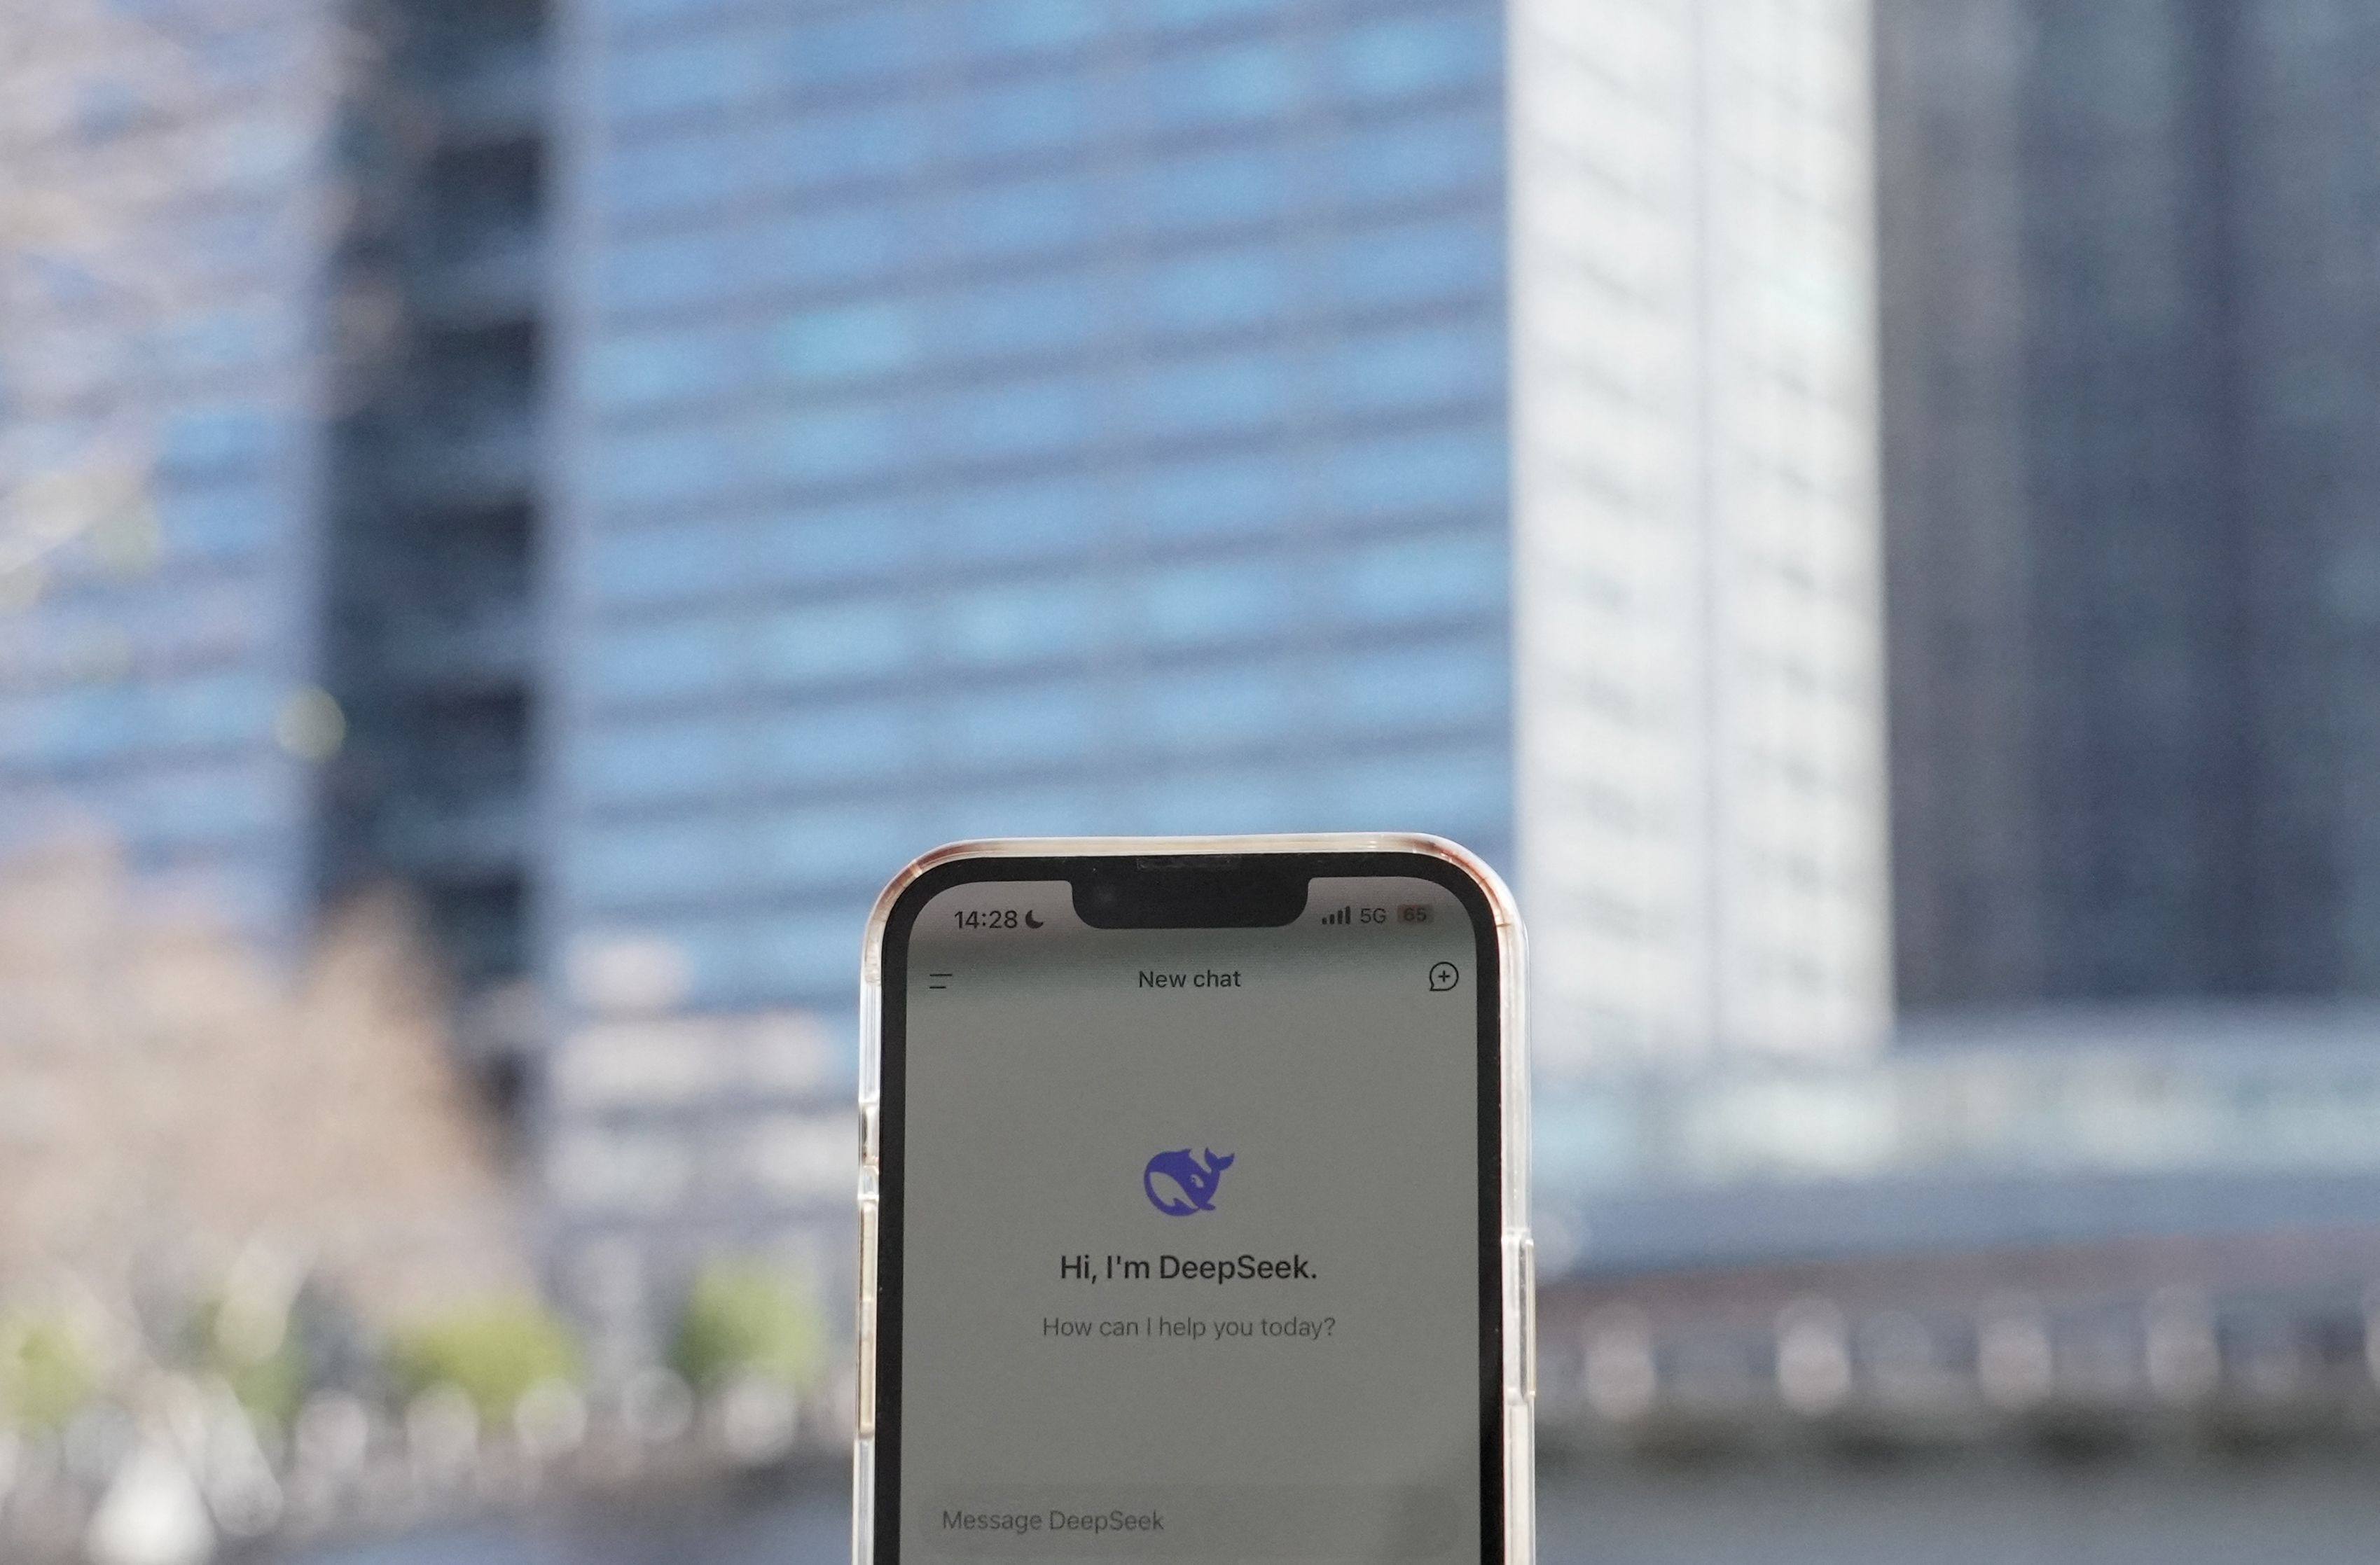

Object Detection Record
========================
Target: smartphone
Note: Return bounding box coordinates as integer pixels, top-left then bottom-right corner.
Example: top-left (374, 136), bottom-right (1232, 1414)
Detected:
top-left (855, 835), bottom-right (1532, 1565)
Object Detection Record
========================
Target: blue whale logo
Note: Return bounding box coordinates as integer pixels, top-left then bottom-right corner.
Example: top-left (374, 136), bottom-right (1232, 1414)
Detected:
top-left (1143, 1148), bottom-right (1234, 1216)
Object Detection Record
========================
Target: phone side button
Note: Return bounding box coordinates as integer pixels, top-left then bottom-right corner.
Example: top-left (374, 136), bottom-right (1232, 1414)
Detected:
top-left (1519, 1234), bottom-right (1537, 1404)
top-left (857, 1199), bottom-right (880, 1439)
top-left (856, 1296), bottom-right (878, 1439)
top-left (858, 1198), bottom-right (879, 1307)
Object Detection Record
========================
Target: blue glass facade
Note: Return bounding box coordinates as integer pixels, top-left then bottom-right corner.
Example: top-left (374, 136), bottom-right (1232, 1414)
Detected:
top-left (317, 0), bottom-right (553, 1004)
top-left (1881, 0), bottom-right (2380, 1006)
top-left (552, 0), bottom-right (1512, 1036)
top-left (0, 4), bottom-right (330, 942)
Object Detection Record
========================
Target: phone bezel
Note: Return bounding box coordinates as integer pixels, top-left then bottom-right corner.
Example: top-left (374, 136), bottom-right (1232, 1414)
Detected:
top-left (854, 835), bottom-right (1530, 1565)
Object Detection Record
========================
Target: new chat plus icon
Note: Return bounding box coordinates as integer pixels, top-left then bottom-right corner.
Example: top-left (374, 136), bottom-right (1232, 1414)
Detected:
top-left (1144, 1148), bottom-right (1234, 1217)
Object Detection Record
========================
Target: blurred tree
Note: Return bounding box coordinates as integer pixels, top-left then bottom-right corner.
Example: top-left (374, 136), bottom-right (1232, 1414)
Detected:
top-left (0, 0), bottom-right (343, 613)
top-left (0, 838), bottom-right (528, 1324)
top-left (0, 1309), bottom-right (95, 1430)
top-left (386, 1298), bottom-right (581, 1426)
top-left (670, 1262), bottom-right (827, 1397)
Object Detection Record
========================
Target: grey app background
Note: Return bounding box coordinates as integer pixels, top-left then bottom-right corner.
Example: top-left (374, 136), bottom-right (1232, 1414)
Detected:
top-left (899, 877), bottom-right (1483, 1561)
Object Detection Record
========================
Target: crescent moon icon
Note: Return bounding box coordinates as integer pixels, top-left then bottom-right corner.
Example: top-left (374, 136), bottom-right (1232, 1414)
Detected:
top-left (1023, 909), bottom-right (1044, 928)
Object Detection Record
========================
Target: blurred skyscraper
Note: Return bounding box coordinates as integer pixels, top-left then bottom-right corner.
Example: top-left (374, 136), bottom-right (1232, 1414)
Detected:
top-left (1512, 0), bottom-right (1891, 1069)
top-left (545, 0), bottom-right (1518, 1295)
top-left (0, 1), bottom-right (341, 947)
top-left (1, 0), bottom-right (1894, 1312)
top-left (1880, 0), bottom-right (2380, 1009)
top-left (550, 0), bottom-right (1512, 1013)
top-left (319, 0), bottom-right (556, 1083)
top-left (0, 0), bottom-right (554, 1064)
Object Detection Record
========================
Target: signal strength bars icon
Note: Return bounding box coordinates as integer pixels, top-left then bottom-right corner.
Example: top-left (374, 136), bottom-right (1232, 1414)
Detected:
top-left (1320, 906), bottom-right (1351, 925)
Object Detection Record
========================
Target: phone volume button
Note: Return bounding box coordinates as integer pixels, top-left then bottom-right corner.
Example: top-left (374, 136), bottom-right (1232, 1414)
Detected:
top-left (856, 1296), bottom-right (878, 1439)
top-left (858, 1198), bottom-right (880, 1305)
top-left (856, 1195), bottom-right (880, 1442)
top-left (1519, 1233), bottom-right (1537, 1403)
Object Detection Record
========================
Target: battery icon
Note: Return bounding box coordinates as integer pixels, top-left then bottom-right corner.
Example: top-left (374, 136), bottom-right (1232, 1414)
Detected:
top-left (1397, 905), bottom-right (1431, 925)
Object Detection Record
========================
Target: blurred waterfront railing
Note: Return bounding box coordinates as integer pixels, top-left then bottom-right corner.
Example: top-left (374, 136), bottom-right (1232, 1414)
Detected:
top-left (1542, 1269), bottom-right (2380, 1455)
top-left (1530, 1002), bottom-right (2380, 1459)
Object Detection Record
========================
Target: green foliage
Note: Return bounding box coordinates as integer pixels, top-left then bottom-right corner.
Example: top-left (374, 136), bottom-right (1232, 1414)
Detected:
top-left (187, 1295), bottom-right (308, 1431)
top-left (670, 1262), bottom-right (824, 1394)
top-left (0, 1313), bottom-right (95, 1431)
top-left (226, 1345), bottom-right (308, 1430)
top-left (386, 1299), bottom-right (581, 1425)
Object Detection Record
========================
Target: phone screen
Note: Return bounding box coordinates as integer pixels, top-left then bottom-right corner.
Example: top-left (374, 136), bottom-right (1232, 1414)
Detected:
top-left (873, 856), bottom-right (1500, 1563)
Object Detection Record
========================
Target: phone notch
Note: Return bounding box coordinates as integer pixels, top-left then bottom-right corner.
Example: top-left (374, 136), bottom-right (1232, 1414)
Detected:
top-left (1072, 856), bottom-right (1309, 928)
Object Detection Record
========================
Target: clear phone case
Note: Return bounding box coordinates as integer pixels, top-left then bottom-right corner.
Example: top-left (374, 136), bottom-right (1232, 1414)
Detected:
top-left (853, 834), bottom-right (1532, 1565)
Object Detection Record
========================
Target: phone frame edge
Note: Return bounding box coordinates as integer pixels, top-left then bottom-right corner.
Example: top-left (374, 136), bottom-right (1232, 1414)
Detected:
top-left (852, 833), bottom-right (1533, 1565)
